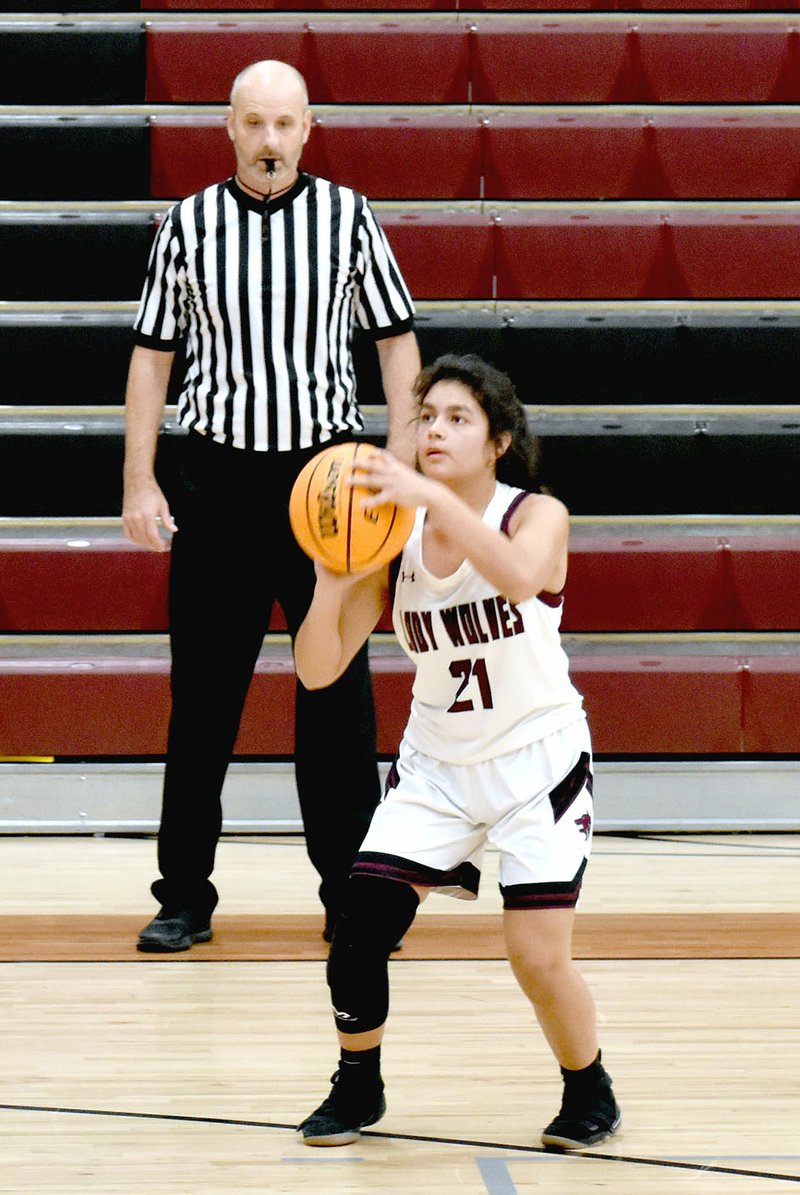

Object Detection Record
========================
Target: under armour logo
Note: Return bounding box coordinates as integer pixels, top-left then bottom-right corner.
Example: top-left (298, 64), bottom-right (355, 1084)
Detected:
top-left (401, 569), bottom-right (416, 583)
top-left (575, 813), bottom-right (592, 839)
top-left (333, 1006), bottom-right (358, 1023)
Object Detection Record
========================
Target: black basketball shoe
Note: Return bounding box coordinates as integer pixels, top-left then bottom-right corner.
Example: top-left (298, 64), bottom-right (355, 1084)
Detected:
top-left (298, 1069), bottom-right (386, 1146)
top-left (541, 1055), bottom-right (621, 1150)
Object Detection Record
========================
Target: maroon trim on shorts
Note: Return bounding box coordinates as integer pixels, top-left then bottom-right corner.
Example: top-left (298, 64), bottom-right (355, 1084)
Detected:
top-left (500, 858), bottom-right (587, 911)
top-left (549, 751), bottom-right (593, 824)
top-left (352, 851), bottom-right (480, 897)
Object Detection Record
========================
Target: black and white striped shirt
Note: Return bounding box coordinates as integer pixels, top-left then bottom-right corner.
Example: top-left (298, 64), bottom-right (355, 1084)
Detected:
top-left (134, 174), bottom-right (415, 452)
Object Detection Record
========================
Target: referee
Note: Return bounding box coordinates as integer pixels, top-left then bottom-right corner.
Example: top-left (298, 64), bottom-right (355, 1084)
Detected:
top-left (123, 59), bottom-right (421, 952)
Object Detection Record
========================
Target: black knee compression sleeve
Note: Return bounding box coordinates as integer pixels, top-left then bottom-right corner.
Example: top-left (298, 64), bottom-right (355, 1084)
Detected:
top-left (326, 875), bottom-right (420, 1035)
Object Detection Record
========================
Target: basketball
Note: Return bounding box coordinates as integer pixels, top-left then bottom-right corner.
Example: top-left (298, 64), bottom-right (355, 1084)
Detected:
top-left (289, 441), bottom-right (415, 574)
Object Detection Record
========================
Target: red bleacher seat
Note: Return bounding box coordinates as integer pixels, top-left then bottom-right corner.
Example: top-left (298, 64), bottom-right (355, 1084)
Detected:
top-left (742, 657), bottom-right (800, 752)
top-left (481, 111), bottom-right (800, 201)
top-left (571, 653), bottom-right (744, 753)
top-left (141, 0), bottom-right (800, 10)
top-left (6, 645), bottom-right (796, 755)
top-left (150, 113), bottom-right (484, 201)
top-left (0, 539), bottom-right (169, 633)
top-left (0, 645), bottom-right (754, 757)
top-left (151, 111), bottom-right (800, 202)
top-left (491, 208), bottom-right (800, 299)
top-left (564, 536), bottom-right (800, 633)
top-left (470, 18), bottom-right (800, 104)
top-left (379, 210), bottom-right (496, 300)
top-left (145, 18), bottom-right (800, 105)
top-left (150, 205), bottom-right (800, 299)
top-left (145, 19), bottom-right (471, 104)
top-left (143, 0), bottom-right (455, 9)
top-left (3, 528), bottom-right (798, 633)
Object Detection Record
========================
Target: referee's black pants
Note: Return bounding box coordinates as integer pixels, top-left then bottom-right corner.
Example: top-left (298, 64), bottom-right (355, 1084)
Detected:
top-left (151, 431), bottom-right (382, 923)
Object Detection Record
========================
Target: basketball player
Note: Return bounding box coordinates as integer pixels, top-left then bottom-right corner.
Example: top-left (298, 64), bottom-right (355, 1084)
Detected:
top-left (292, 354), bottom-right (621, 1150)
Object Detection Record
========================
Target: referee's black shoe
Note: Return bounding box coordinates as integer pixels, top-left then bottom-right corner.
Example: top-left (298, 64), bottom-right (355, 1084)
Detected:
top-left (137, 909), bottom-right (213, 953)
top-left (298, 1070), bottom-right (386, 1146)
top-left (541, 1054), bottom-right (621, 1150)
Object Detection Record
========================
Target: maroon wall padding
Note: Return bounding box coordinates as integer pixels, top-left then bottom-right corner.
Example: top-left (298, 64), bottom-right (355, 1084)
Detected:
top-left (145, 21), bottom-right (471, 104)
top-left (492, 209), bottom-right (800, 299)
top-left (150, 114), bottom-right (484, 201)
top-left (470, 19), bottom-right (800, 104)
top-left (742, 657), bottom-right (800, 752)
top-left (3, 534), bottom-right (798, 633)
top-left (0, 650), bottom-right (753, 757)
top-left (151, 113), bottom-right (800, 202)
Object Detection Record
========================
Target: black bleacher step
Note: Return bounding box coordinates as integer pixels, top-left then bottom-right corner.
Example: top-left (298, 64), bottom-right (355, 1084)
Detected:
top-left (0, 210), bottom-right (155, 301)
top-left (1, 410), bottom-right (799, 516)
top-left (0, 116), bottom-right (150, 201)
top-left (4, 301), bottom-right (800, 407)
top-left (0, 20), bottom-right (145, 104)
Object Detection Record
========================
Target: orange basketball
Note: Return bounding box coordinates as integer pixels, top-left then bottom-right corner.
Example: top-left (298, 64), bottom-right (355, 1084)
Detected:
top-left (289, 442), bottom-right (416, 574)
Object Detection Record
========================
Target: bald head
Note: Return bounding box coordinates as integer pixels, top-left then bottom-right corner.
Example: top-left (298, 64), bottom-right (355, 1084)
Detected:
top-left (226, 59), bottom-right (312, 199)
top-left (230, 60), bottom-right (309, 110)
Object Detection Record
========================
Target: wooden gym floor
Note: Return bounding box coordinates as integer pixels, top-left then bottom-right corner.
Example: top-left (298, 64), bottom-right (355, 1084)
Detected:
top-left (0, 831), bottom-right (799, 1193)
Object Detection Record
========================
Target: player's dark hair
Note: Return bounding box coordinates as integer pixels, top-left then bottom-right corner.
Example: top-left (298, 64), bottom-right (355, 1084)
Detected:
top-left (413, 354), bottom-right (541, 490)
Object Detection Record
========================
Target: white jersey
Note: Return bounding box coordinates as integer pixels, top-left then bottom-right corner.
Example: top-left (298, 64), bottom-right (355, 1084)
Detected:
top-left (391, 482), bottom-right (585, 765)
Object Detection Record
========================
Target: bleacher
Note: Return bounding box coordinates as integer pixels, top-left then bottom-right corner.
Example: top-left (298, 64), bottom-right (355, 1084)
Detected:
top-left (1, 0), bottom-right (799, 834)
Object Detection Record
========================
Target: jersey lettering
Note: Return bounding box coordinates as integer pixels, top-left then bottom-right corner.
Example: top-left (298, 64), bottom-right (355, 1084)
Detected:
top-left (439, 597), bottom-right (523, 650)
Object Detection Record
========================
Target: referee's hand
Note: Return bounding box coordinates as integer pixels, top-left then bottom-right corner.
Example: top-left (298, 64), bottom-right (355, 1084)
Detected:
top-left (122, 478), bottom-right (177, 552)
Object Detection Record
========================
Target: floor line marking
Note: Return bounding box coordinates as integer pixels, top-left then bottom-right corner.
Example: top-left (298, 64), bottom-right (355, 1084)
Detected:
top-left (1, 1102), bottom-right (799, 1184)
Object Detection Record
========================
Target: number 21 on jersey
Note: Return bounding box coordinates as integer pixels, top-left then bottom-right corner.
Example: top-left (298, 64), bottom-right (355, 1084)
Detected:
top-left (448, 657), bottom-right (493, 713)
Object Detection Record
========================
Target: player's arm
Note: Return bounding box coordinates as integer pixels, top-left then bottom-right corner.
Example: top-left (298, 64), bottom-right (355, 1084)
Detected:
top-left (294, 563), bottom-right (390, 690)
top-left (422, 487), bottom-right (570, 603)
top-left (122, 345), bottom-right (177, 552)
top-left (356, 451), bottom-right (569, 603)
top-left (376, 331), bottom-right (421, 467)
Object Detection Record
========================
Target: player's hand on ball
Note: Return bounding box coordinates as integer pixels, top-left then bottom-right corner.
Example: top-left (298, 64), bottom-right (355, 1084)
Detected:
top-left (353, 449), bottom-right (437, 512)
top-left (313, 558), bottom-right (381, 587)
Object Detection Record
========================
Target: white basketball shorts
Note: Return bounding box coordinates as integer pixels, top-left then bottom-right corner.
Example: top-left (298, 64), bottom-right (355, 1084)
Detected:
top-left (351, 717), bottom-right (594, 909)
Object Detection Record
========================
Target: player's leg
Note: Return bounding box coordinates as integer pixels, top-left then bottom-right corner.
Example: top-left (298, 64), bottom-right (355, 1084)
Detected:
top-left (495, 723), bottom-right (621, 1149)
top-left (298, 875), bottom-right (424, 1146)
top-left (299, 746), bottom-right (485, 1145)
top-left (279, 518), bottom-right (382, 938)
top-left (503, 906), bottom-right (619, 1149)
top-left (294, 646), bottom-right (382, 937)
top-left (504, 906), bottom-right (598, 1067)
